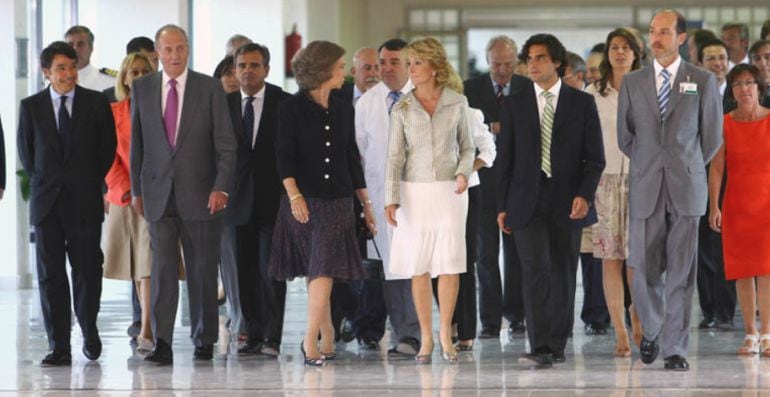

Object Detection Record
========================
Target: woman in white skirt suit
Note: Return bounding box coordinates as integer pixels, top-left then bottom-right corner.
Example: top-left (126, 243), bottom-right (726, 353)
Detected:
top-left (384, 37), bottom-right (475, 364)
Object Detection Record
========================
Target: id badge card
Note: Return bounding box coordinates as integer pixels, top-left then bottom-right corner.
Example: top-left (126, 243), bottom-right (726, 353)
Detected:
top-left (680, 82), bottom-right (698, 95)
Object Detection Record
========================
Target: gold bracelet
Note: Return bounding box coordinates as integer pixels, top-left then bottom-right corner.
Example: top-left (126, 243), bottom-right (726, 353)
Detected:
top-left (289, 193), bottom-right (304, 202)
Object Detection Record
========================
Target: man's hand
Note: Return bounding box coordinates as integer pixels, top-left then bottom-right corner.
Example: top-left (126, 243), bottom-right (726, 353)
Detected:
top-left (489, 122), bottom-right (501, 135)
top-left (569, 196), bottom-right (589, 220)
top-left (208, 191), bottom-right (229, 214)
top-left (497, 212), bottom-right (512, 235)
top-left (132, 196), bottom-right (144, 218)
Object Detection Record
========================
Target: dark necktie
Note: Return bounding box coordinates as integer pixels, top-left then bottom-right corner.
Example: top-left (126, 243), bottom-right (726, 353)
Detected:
top-left (495, 84), bottom-right (505, 105)
top-left (242, 96), bottom-right (256, 148)
top-left (58, 95), bottom-right (71, 153)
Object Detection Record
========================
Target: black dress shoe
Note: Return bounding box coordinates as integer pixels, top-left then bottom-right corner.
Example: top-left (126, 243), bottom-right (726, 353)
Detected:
top-left (698, 318), bottom-right (716, 329)
top-left (664, 355), bottom-right (690, 371)
top-left (519, 352), bottom-right (553, 368)
top-left (41, 351), bottom-right (72, 367)
top-left (145, 339), bottom-right (173, 365)
top-left (585, 323), bottom-right (608, 336)
top-left (358, 339), bottom-right (380, 351)
top-left (339, 319), bottom-right (355, 343)
top-left (260, 340), bottom-right (280, 357)
top-left (194, 344), bottom-right (214, 360)
top-left (639, 336), bottom-right (659, 364)
top-left (478, 327), bottom-right (500, 339)
top-left (715, 319), bottom-right (734, 331)
top-left (83, 334), bottom-right (102, 361)
top-left (552, 351), bottom-right (566, 363)
top-left (508, 321), bottom-right (526, 334)
top-left (237, 340), bottom-right (262, 356)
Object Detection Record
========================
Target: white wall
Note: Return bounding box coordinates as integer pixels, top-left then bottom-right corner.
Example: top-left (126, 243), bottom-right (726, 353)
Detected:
top-left (193, 0), bottom-right (285, 86)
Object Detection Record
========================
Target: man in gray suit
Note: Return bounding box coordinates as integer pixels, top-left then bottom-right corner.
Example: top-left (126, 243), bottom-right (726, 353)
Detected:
top-left (618, 9), bottom-right (723, 371)
top-left (130, 24), bottom-right (236, 365)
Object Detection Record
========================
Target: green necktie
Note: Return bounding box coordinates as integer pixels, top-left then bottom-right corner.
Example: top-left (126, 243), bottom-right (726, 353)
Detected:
top-left (541, 91), bottom-right (555, 177)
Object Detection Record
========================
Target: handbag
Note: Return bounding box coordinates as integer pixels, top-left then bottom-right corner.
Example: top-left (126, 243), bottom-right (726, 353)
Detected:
top-left (361, 236), bottom-right (385, 281)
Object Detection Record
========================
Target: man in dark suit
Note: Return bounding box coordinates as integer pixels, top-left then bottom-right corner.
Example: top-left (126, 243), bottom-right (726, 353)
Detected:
top-left (496, 34), bottom-right (605, 368)
top-left (17, 41), bottom-right (116, 366)
top-left (130, 24), bottom-right (236, 365)
top-left (464, 35), bottom-right (530, 338)
top-left (225, 43), bottom-right (291, 357)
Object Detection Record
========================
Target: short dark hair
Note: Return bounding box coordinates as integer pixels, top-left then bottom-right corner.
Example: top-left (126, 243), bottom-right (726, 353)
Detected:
top-left (40, 41), bottom-right (77, 69)
top-left (691, 29), bottom-right (717, 49)
top-left (565, 52), bottom-right (586, 74)
top-left (234, 43), bottom-right (271, 66)
top-left (722, 22), bottom-right (750, 41)
top-left (519, 33), bottom-right (568, 77)
top-left (749, 39), bottom-right (770, 60)
top-left (126, 36), bottom-right (154, 55)
top-left (726, 63), bottom-right (766, 100)
top-left (378, 39), bottom-right (407, 53)
top-left (590, 43), bottom-right (605, 54)
top-left (762, 20), bottom-right (770, 40)
top-left (698, 39), bottom-right (727, 64)
top-left (64, 25), bottom-right (94, 44)
top-left (213, 56), bottom-right (234, 79)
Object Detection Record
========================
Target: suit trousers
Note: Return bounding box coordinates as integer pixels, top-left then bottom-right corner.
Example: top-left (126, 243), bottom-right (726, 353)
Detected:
top-left (149, 195), bottom-right (223, 347)
top-left (220, 226), bottom-right (243, 337)
top-left (477, 167), bottom-right (525, 331)
top-left (383, 278), bottom-right (421, 344)
top-left (235, 218), bottom-right (286, 344)
top-left (629, 181), bottom-right (699, 358)
top-left (131, 284), bottom-right (141, 323)
top-left (580, 253), bottom-right (610, 326)
top-left (35, 188), bottom-right (103, 352)
top-left (513, 177), bottom-right (581, 354)
top-left (696, 217), bottom-right (736, 322)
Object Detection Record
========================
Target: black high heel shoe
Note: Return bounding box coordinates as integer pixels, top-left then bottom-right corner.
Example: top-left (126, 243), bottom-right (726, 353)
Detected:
top-left (300, 340), bottom-right (325, 366)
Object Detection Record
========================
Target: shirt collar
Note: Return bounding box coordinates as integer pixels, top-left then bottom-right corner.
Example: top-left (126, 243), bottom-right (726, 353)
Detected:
top-left (241, 84), bottom-right (266, 101)
top-left (162, 68), bottom-right (188, 89)
top-left (533, 78), bottom-right (561, 98)
top-left (489, 75), bottom-right (509, 90)
top-left (78, 63), bottom-right (93, 74)
top-left (353, 84), bottom-right (364, 101)
top-left (49, 85), bottom-right (76, 103)
top-left (653, 56), bottom-right (682, 79)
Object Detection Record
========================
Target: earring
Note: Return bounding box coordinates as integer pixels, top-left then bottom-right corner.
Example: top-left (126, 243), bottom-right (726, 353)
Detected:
top-left (432, 71), bottom-right (436, 77)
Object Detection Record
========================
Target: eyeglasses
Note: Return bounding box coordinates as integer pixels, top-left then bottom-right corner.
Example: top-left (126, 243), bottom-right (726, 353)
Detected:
top-left (732, 79), bottom-right (757, 88)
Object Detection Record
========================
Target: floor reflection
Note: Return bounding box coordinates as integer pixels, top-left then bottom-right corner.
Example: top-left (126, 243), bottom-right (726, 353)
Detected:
top-left (4, 280), bottom-right (770, 395)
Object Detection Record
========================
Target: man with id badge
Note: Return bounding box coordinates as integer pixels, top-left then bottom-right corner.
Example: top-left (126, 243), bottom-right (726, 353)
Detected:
top-left (617, 9), bottom-right (723, 371)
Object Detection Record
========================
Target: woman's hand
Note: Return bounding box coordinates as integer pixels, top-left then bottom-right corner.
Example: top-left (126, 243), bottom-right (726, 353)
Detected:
top-left (385, 204), bottom-right (399, 227)
top-left (455, 174), bottom-right (468, 194)
top-left (709, 208), bottom-right (722, 233)
top-left (291, 196), bottom-right (310, 224)
top-left (364, 204), bottom-right (377, 236)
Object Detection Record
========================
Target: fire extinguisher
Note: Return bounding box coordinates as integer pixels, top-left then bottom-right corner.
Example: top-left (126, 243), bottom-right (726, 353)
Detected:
top-left (285, 23), bottom-right (302, 77)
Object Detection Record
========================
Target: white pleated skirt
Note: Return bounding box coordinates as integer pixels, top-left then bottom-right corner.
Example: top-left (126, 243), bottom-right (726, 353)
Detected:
top-left (388, 181), bottom-right (468, 278)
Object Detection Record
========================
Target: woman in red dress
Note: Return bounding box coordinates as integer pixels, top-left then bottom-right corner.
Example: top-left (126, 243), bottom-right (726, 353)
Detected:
top-left (709, 63), bottom-right (770, 356)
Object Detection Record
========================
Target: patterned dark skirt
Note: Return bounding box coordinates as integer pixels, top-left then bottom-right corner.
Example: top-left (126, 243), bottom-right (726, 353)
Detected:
top-left (268, 196), bottom-right (365, 281)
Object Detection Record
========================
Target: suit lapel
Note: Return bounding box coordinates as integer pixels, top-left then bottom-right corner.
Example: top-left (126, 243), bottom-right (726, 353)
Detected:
top-left (642, 66), bottom-right (661, 124)
top-left (551, 83), bottom-right (571, 136)
top-left (665, 61), bottom-right (688, 116)
top-left (40, 88), bottom-right (65, 161)
top-left (63, 86), bottom-right (85, 162)
top-left (174, 71), bottom-right (196, 151)
top-left (522, 84), bottom-right (541, 143)
top-left (149, 73), bottom-right (172, 155)
top-left (482, 75), bottom-right (500, 118)
top-left (254, 86), bottom-right (274, 148)
top-left (229, 92), bottom-right (245, 147)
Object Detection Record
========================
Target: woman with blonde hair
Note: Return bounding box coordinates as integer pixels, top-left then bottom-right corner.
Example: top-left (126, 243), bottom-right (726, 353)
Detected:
top-left (104, 51), bottom-right (155, 351)
top-left (384, 37), bottom-right (475, 364)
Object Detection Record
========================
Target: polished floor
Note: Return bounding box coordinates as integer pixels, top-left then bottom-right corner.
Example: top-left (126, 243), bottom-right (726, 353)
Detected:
top-left (5, 279), bottom-right (770, 396)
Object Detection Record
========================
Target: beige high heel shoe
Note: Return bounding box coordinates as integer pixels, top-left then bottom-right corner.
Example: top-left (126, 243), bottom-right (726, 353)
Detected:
top-left (738, 333), bottom-right (759, 355)
top-left (759, 334), bottom-right (770, 357)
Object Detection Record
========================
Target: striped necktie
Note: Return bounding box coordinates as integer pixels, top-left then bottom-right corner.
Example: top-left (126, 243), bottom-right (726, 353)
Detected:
top-left (495, 84), bottom-right (504, 105)
top-left (387, 90), bottom-right (402, 114)
top-left (657, 69), bottom-right (671, 118)
top-left (541, 91), bottom-right (555, 177)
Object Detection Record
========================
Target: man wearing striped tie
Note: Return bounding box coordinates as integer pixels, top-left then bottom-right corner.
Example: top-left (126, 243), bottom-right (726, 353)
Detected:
top-left (618, 9), bottom-right (723, 371)
top-left (496, 34), bottom-right (605, 368)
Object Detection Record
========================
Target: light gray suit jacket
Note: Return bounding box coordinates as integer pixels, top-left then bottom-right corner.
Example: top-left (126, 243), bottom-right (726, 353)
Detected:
top-left (618, 60), bottom-right (723, 219)
top-left (130, 70), bottom-right (237, 223)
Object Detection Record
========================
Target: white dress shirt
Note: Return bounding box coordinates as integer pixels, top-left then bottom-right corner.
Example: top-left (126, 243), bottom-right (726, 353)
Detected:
top-left (77, 63), bottom-right (116, 92)
top-left (354, 80), bottom-right (413, 279)
top-left (162, 68), bottom-right (188, 145)
top-left (534, 79), bottom-right (562, 124)
top-left (653, 56), bottom-right (682, 93)
top-left (241, 84), bottom-right (266, 148)
top-left (467, 107), bottom-right (496, 187)
top-left (727, 53), bottom-right (750, 72)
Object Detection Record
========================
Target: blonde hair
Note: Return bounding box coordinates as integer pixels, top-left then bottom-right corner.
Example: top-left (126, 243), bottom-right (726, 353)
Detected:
top-left (115, 52), bottom-right (153, 101)
top-left (406, 37), bottom-right (463, 94)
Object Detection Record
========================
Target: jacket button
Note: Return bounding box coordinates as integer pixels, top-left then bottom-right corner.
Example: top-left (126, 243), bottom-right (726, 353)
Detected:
top-left (326, 142), bottom-right (331, 147)
top-left (325, 158), bottom-right (330, 163)
top-left (324, 174), bottom-right (330, 179)
top-left (324, 125), bottom-right (330, 131)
